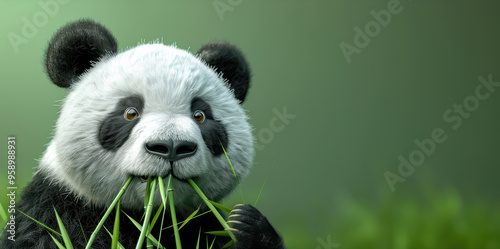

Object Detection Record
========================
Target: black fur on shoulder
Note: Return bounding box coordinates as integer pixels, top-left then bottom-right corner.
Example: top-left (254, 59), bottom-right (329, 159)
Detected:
top-left (45, 19), bottom-right (117, 88)
top-left (197, 41), bottom-right (251, 103)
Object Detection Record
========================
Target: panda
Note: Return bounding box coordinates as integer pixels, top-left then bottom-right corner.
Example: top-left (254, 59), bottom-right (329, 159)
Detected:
top-left (1, 20), bottom-right (285, 249)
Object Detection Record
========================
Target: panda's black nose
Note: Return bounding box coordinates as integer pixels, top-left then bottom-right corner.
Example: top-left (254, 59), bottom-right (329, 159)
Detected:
top-left (145, 140), bottom-right (197, 161)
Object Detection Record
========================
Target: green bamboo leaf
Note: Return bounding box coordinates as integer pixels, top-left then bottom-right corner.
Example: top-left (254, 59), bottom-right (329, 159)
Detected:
top-left (157, 176), bottom-right (168, 246)
top-left (158, 206), bottom-right (167, 246)
top-left (221, 240), bottom-right (234, 249)
top-left (78, 220), bottom-right (87, 244)
top-left (208, 200), bottom-right (231, 214)
top-left (195, 228), bottom-right (201, 249)
top-left (0, 202), bottom-right (7, 221)
top-left (111, 200), bottom-right (120, 249)
top-left (208, 237), bottom-right (216, 249)
top-left (254, 179), bottom-right (267, 207)
top-left (205, 230), bottom-right (230, 237)
top-left (158, 176), bottom-right (167, 207)
top-left (187, 179), bottom-right (237, 243)
top-left (147, 237), bottom-right (153, 248)
top-left (53, 206), bottom-right (74, 249)
top-left (85, 177), bottom-right (132, 249)
top-left (122, 212), bottom-right (163, 248)
top-left (49, 233), bottom-right (66, 249)
top-left (103, 226), bottom-right (126, 249)
top-left (162, 210), bottom-right (212, 231)
top-left (149, 203), bottom-right (164, 232)
top-left (19, 210), bottom-right (61, 236)
top-left (136, 178), bottom-right (157, 249)
top-left (179, 206), bottom-right (200, 230)
top-left (221, 143), bottom-right (245, 203)
top-left (168, 175), bottom-right (182, 249)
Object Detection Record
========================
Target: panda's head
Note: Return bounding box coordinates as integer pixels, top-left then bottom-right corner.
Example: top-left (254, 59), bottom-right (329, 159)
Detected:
top-left (39, 20), bottom-right (254, 211)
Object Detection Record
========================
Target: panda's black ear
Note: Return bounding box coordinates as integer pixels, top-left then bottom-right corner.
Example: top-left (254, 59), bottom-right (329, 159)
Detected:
top-left (45, 19), bottom-right (117, 88)
top-left (197, 41), bottom-right (251, 103)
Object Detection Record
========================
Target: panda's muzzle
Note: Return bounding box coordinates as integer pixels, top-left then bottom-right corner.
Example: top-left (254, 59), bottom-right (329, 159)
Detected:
top-left (145, 139), bottom-right (197, 161)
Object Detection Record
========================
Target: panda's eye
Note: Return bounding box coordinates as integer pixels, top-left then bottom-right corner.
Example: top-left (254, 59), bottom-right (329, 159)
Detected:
top-left (193, 110), bottom-right (205, 123)
top-left (124, 107), bottom-right (140, 121)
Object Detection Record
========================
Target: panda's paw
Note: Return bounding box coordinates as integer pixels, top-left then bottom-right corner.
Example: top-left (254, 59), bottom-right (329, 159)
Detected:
top-left (227, 204), bottom-right (285, 249)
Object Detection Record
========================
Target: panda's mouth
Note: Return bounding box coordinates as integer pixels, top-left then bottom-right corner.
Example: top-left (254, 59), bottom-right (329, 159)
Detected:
top-left (131, 161), bottom-right (196, 183)
top-left (133, 171), bottom-right (195, 183)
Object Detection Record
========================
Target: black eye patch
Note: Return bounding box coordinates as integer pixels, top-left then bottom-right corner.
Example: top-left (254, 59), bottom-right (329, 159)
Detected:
top-left (98, 95), bottom-right (144, 151)
top-left (191, 98), bottom-right (228, 156)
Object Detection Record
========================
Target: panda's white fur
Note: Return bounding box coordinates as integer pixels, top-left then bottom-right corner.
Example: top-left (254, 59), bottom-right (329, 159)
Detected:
top-left (39, 44), bottom-right (254, 210)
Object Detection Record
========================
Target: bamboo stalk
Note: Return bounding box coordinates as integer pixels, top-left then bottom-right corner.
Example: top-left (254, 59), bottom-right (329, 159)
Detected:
top-left (168, 175), bottom-right (182, 249)
top-left (187, 179), bottom-right (237, 242)
top-left (136, 178), bottom-right (157, 249)
top-left (85, 177), bottom-right (132, 249)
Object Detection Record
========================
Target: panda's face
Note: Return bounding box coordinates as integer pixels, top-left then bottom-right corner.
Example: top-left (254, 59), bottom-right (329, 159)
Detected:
top-left (40, 21), bottom-right (253, 211)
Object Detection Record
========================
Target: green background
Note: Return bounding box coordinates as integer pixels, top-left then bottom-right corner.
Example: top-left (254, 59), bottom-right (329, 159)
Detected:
top-left (1, 0), bottom-right (500, 248)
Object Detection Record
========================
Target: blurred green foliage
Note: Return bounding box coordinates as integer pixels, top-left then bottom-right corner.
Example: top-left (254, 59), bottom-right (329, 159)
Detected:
top-left (280, 188), bottom-right (500, 249)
